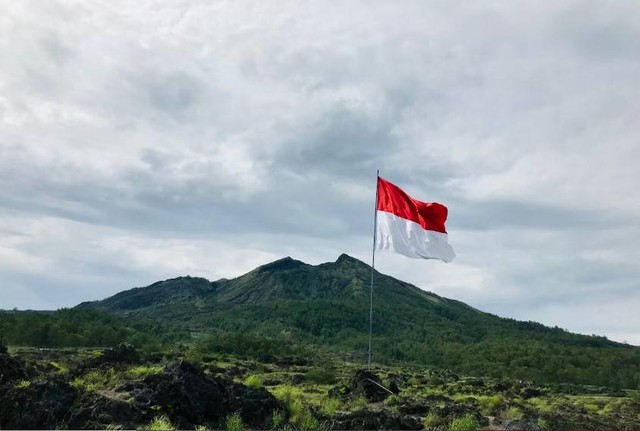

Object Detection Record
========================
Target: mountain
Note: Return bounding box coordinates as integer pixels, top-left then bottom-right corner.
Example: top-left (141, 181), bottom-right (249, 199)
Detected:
top-left (76, 254), bottom-right (640, 388)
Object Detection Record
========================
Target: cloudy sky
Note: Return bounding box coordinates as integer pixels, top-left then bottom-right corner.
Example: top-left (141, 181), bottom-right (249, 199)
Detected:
top-left (1, 1), bottom-right (639, 344)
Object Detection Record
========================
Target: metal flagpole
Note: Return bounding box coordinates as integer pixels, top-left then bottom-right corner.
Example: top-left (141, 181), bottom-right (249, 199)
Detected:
top-left (368, 169), bottom-right (380, 369)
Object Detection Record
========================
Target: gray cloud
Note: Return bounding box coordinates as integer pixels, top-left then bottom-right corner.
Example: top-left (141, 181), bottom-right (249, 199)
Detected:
top-left (1, 0), bottom-right (639, 344)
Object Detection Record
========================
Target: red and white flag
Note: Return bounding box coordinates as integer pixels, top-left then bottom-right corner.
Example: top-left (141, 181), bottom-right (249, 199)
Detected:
top-left (376, 177), bottom-right (455, 263)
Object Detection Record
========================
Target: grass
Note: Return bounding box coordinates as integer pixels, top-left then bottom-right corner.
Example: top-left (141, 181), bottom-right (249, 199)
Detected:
top-left (50, 361), bottom-right (69, 375)
top-left (346, 395), bottom-right (369, 410)
top-left (15, 380), bottom-right (31, 388)
top-left (449, 415), bottom-right (479, 431)
top-left (71, 368), bottom-right (118, 392)
top-left (125, 365), bottom-right (164, 379)
top-left (223, 412), bottom-right (245, 431)
top-left (148, 415), bottom-right (175, 431)
top-left (476, 394), bottom-right (504, 415)
top-left (271, 410), bottom-right (285, 429)
top-left (320, 396), bottom-right (343, 415)
top-left (384, 394), bottom-right (400, 406)
top-left (500, 406), bottom-right (524, 421)
top-left (285, 397), bottom-right (326, 430)
top-left (243, 374), bottom-right (263, 388)
top-left (423, 412), bottom-right (443, 428)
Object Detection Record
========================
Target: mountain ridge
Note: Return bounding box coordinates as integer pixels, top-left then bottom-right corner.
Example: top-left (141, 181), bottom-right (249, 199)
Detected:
top-left (13, 253), bottom-right (640, 387)
top-left (78, 253), bottom-right (624, 348)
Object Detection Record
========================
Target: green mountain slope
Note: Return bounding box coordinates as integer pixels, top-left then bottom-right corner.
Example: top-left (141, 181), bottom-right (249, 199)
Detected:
top-left (78, 254), bottom-right (640, 388)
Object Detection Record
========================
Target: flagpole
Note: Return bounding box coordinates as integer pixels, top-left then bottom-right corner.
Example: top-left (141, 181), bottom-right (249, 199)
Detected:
top-left (368, 169), bottom-right (380, 369)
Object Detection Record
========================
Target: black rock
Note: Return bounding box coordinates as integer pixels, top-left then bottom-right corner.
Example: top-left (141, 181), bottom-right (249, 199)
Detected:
top-left (99, 343), bottom-right (142, 365)
top-left (332, 408), bottom-right (422, 430)
top-left (0, 379), bottom-right (77, 429)
top-left (0, 351), bottom-right (26, 385)
top-left (116, 360), bottom-right (283, 429)
top-left (67, 392), bottom-right (140, 429)
top-left (348, 370), bottom-right (392, 402)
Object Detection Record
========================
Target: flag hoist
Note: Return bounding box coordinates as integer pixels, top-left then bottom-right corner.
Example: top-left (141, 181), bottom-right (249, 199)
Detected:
top-left (368, 171), bottom-right (455, 367)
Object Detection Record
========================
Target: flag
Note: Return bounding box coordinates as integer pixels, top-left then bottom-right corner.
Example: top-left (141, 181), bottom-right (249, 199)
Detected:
top-left (376, 176), bottom-right (455, 262)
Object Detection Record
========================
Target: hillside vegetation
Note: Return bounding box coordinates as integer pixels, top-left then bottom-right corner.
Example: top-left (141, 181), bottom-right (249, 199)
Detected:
top-left (4, 254), bottom-right (638, 389)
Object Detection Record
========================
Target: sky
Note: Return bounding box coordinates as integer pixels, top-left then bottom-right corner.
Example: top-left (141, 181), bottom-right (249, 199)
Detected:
top-left (1, 1), bottom-right (639, 344)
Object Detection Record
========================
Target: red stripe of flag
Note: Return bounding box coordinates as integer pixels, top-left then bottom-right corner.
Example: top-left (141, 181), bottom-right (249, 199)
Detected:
top-left (376, 177), bottom-right (448, 234)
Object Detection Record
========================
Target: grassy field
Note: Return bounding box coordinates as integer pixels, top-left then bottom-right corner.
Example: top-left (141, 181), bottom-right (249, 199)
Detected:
top-left (2, 345), bottom-right (639, 430)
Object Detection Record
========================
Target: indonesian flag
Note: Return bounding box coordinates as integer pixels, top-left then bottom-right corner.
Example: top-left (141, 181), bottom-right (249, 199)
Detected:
top-left (376, 177), bottom-right (455, 263)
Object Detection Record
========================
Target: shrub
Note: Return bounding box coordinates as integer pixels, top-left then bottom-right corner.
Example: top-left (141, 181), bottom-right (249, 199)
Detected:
top-left (148, 415), bottom-right (175, 431)
top-left (537, 417), bottom-right (549, 430)
top-left (347, 395), bottom-right (369, 410)
top-left (271, 410), bottom-right (285, 429)
top-left (477, 394), bottom-right (505, 415)
top-left (71, 368), bottom-right (118, 392)
top-left (288, 398), bottom-right (325, 430)
top-left (125, 365), bottom-right (164, 379)
top-left (501, 406), bottom-right (523, 421)
top-left (306, 367), bottom-right (337, 385)
top-left (15, 380), bottom-right (31, 389)
top-left (423, 412), bottom-right (443, 428)
top-left (244, 374), bottom-right (263, 388)
top-left (384, 394), bottom-right (400, 406)
top-left (224, 412), bottom-right (245, 431)
top-left (449, 415), bottom-right (479, 431)
top-left (321, 397), bottom-right (343, 415)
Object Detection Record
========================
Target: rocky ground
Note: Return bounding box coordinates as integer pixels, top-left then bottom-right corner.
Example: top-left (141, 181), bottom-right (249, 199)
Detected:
top-left (1, 344), bottom-right (639, 430)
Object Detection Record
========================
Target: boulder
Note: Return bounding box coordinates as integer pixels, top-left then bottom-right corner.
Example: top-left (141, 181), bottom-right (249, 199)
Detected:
top-left (332, 408), bottom-right (422, 430)
top-left (117, 360), bottom-right (283, 429)
top-left (98, 343), bottom-right (141, 365)
top-left (66, 392), bottom-right (140, 429)
top-left (0, 350), bottom-right (26, 385)
top-left (0, 379), bottom-right (77, 429)
top-left (348, 370), bottom-right (392, 402)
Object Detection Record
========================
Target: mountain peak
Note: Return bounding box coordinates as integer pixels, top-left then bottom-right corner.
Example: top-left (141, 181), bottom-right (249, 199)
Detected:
top-left (256, 256), bottom-right (306, 273)
top-left (335, 253), bottom-right (370, 268)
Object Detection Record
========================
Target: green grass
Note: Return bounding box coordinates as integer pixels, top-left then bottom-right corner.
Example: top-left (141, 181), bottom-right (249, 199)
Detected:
top-left (384, 394), bottom-right (400, 406)
top-left (243, 374), bottom-right (263, 388)
top-left (71, 368), bottom-right (118, 392)
top-left (148, 415), bottom-right (175, 431)
top-left (50, 361), bottom-right (69, 374)
top-left (423, 412), bottom-right (443, 428)
top-left (500, 406), bottom-right (524, 421)
top-left (15, 380), bottom-right (31, 388)
top-left (271, 410), bottom-right (285, 429)
top-left (125, 365), bottom-right (164, 379)
top-left (476, 394), bottom-right (505, 415)
top-left (346, 395), bottom-right (369, 410)
top-left (223, 412), bottom-right (245, 431)
top-left (449, 415), bottom-right (479, 431)
top-left (320, 396), bottom-right (343, 415)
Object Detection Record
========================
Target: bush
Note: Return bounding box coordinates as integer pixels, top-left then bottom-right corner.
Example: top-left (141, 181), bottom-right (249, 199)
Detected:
top-left (320, 397), bottom-right (342, 415)
top-left (477, 394), bottom-right (505, 415)
top-left (288, 398), bottom-right (325, 430)
top-left (271, 410), bottom-right (285, 429)
top-left (244, 374), bottom-right (263, 388)
top-left (384, 394), bottom-right (400, 406)
top-left (148, 415), bottom-right (175, 431)
top-left (449, 415), bottom-right (479, 431)
top-left (306, 367), bottom-right (337, 385)
top-left (125, 365), bottom-right (164, 379)
top-left (224, 412), bottom-right (245, 431)
top-left (501, 406), bottom-right (524, 421)
top-left (423, 412), bottom-right (443, 428)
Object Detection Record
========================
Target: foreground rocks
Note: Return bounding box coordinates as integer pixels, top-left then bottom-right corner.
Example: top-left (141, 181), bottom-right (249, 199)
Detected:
top-left (0, 347), bottom-right (283, 430)
top-left (3, 346), bottom-right (640, 430)
top-left (0, 347), bottom-right (26, 385)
